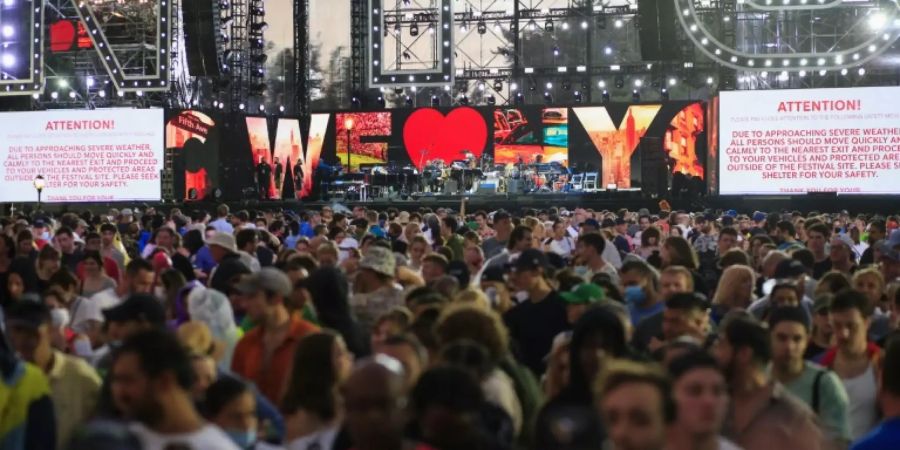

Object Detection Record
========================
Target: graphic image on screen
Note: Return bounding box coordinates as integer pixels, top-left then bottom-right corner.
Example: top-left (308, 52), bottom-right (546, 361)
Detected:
top-left (719, 86), bottom-right (900, 195)
top-left (665, 103), bottom-right (705, 179)
top-left (166, 110), bottom-right (218, 200)
top-left (0, 109), bottom-right (164, 202)
top-left (337, 112), bottom-right (391, 171)
top-left (573, 105), bottom-right (662, 188)
top-left (494, 108), bottom-right (568, 166)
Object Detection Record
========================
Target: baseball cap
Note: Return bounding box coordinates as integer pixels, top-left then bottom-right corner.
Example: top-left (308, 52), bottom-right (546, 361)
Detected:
top-left (233, 267), bottom-right (293, 297)
top-left (614, 218), bottom-right (626, 226)
top-left (878, 230), bottom-right (900, 261)
top-left (492, 210), bottom-right (511, 222)
top-left (560, 283), bottom-right (606, 305)
top-left (774, 259), bottom-right (807, 279)
top-left (3, 300), bottom-right (50, 330)
top-left (601, 218), bottom-right (616, 229)
top-left (725, 209), bottom-right (738, 218)
top-left (580, 218), bottom-right (600, 229)
top-left (102, 294), bottom-right (166, 326)
top-left (207, 232), bottom-right (237, 252)
top-left (752, 211), bottom-right (767, 222)
top-left (121, 208), bottom-right (134, 216)
top-left (359, 246), bottom-right (397, 277)
top-left (481, 265), bottom-right (506, 284)
top-left (510, 249), bottom-right (549, 272)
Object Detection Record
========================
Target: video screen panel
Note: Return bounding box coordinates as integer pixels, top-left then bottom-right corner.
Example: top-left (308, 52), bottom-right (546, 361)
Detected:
top-left (1, 109), bottom-right (164, 202)
top-left (719, 87), bottom-right (900, 195)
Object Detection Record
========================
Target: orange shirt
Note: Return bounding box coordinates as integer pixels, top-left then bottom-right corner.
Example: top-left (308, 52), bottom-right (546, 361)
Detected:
top-left (231, 314), bottom-right (319, 406)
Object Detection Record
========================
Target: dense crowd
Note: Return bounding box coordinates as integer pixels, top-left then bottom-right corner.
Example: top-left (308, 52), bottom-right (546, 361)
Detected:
top-left (2, 201), bottom-right (900, 450)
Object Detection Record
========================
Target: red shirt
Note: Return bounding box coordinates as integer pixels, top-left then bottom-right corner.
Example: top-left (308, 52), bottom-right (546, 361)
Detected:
top-left (231, 314), bottom-right (319, 405)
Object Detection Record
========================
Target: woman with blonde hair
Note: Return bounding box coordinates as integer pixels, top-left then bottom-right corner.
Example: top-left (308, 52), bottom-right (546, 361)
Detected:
top-left (453, 287), bottom-right (490, 307)
top-left (852, 268), bottom-right (892, 342)
top-left (711, 264), bottom-right (756, 325)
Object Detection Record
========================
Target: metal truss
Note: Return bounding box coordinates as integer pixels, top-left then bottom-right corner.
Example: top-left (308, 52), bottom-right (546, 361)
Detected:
top-left (295, 0), bottom-right (310, 116)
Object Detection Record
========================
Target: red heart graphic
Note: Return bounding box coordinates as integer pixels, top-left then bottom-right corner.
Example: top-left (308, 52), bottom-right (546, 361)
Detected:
top-left (49, 20), bottom-right (76, 53)
top-left (403, 107), bottom-right (487, 169)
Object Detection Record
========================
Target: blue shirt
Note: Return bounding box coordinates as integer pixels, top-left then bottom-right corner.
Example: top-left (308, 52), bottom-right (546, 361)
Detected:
top-left (628, 301), bottom-right (665, 326)
top-left (851, 417), bottom-right (900, 450)
top-left (209, 218), bottom-right (234, 234)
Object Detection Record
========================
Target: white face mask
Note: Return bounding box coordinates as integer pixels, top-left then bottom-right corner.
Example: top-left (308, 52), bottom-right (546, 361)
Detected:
top-left (73, 338), bottom-right (93, 358)
top-left (154, 286), bottom-right (167, 300)
top-left (50, 308), bottom-right (70, 328)
top-left (515, 290), bottom-right (529, 303)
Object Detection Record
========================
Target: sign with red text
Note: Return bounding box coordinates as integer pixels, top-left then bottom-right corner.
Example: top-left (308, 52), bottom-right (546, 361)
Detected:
top-left (1, 109), bottom-right (164, 202)
top-left (719, 87), bottom-right (900, 195)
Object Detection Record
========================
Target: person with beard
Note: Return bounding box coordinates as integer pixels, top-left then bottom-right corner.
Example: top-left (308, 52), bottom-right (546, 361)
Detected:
top-left (665, 351), bottom-right (741, 450)
top-left (110, 329), bottom-right (239, 450)
top-left (713, 315), bottom-right (823, 450)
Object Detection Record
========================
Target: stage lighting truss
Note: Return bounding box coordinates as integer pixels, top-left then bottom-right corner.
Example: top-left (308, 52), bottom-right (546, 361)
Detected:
top-left (71, 0), bottom-right (172, 93)
top-left (676, 0), bottom-right (900, 73)
top-left (369, 0), bottom-right (454, 87)
top-left (0, 0), bottom-right (44, 96)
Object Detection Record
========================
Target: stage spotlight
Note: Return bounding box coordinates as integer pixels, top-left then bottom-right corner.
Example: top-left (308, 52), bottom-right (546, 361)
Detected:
top-left (376, 96), bottom-right (386, 108)
top-left (515, 92), bottom-right (525, 105)
top-left (258, 104), bottom-right (265, 112)
top-left (459, 94), bottom-right (469, 105)
top-left (552, 46), bottom-right (559, 57)
top-left (405, 95), bottom-right (413, 107)
top-left (239, 103), bottom-right (246, 110)
top-left (431, 95), bottom-right (440, 107)
top-left (486, 95), bottom-right (496, 105)
top-left (410, 22), bottom-right (419, 36)
top-left (50, 91), bottom-right (58, 100)
top-left (543, 91), bottom-right (553, 104)
top-left (614, 75), bottom-right (624, 89)
top-left (493, 80), bottom-right (503, 91)
top-left (279, 105), bottom-right (285, 112)
top-left (562, 80), bottom-right (571, 91)
top-left (351, 96), bottom-right (362, 109)
top-left (601, 90), bottom-right (610, 102)
top-left (660, 88), bottom-right (669, 101)
top-left (574, 91), bottom-right (582, 103)
top-left (545, 18), bottom-right (554, 32)
top-left (477, 20), bottom-right (487, 34)
top-left (632, 89), bottom-right (640, 102)
top-left (98, 90), bottom-right (106, 98)
top-left (68, 91), bottom-right (76, 99)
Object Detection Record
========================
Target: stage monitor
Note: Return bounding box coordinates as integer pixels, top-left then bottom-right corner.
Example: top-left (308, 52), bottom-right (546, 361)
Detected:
top-left (719, 87), bottom-right (900, 195)
top-left (0, 109), bottom-right (165, 202)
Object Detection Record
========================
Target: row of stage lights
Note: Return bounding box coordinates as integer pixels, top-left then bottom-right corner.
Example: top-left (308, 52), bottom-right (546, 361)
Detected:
top-left (384, 15), bottom-right (628, 38)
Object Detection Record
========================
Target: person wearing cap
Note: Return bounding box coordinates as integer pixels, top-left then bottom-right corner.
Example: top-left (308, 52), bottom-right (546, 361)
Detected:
top-left (231, 267), bottom-right (319, 404)
top-left (504, 248), bottom-right (570, 376)
top-left (830, 234), bottom-right (859, 276)
top-left (767, 306), bottom-right (852, 445)
top-left (749, 259), bottom-right (816, 323)
top-left (482, 210), bottom-right (513, 260)
top-left (5, 301), bottom-right (102, 449)
top-left (208, 231), bottom-right (252, 290)
top-left (877, 229), bottom-right (900, 283)
top-left (351, 246), bottom-right (405, 334)
top-left (560, 283), bottom-right (605, 324)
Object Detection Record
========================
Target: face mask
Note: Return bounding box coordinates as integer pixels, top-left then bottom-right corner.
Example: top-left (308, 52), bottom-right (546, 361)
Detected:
top-left (624, 285), bottom-right (647, 306)
top-left (154, 286), bottom-right (166, 300)
top-left (73, 338), bottom-right (94, 358)
top-left (573, 266), bottom-right (590, 277)
top-left (515, 290), bottom-right (529, 303)
top-left (40, 231), bottom-right (51, 241)
top-left (50, 308), bottom-right (70, 328)
top-left (225, 429), bottom-right (257, 450)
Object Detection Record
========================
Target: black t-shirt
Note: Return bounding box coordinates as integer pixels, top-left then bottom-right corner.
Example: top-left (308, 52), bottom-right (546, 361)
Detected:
top-left (503, 290), bottom-right (570, 376)
top-left (812, 258), bottom-right (832, 280)
top-left (61, 250), bottom-right (84, 274)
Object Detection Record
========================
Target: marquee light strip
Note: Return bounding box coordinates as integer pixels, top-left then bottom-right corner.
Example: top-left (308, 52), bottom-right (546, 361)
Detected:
top-left (674, 0), bottom-right (900, 72)
top-left (74, 0), bottom-right (172, 92)
top-left (743, 0), bottom-right (843, 11)
top-left (0, 0), bottom-right (44, 97)
top-left (368, 0), bottom-right (454, 87)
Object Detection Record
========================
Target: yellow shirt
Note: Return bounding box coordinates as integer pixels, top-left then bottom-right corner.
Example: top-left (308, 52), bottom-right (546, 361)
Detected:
top-left (47, 350), bottom-right (102, 449)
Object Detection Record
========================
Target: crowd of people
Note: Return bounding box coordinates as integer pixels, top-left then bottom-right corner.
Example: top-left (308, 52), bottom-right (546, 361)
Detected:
top-left (2, 201), bottom-right (900, 450)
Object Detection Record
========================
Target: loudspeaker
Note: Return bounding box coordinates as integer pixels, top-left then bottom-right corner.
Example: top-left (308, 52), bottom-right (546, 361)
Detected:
top-left (640, 138), bottom-right (668, 198)
top-left (637, 0), bottom-right (681, 61)
top-left (182, 0), bottom-right (221, 76)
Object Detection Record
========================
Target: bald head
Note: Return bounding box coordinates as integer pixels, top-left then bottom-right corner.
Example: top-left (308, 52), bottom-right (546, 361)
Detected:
top-left (343, 356), bottom-right (408, 450)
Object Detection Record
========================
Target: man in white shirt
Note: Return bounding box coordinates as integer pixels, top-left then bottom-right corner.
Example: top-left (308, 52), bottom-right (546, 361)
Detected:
top-left (111, 329), bottom-right (239, 450)
top-left (546, 219), bottom-right (576, 259)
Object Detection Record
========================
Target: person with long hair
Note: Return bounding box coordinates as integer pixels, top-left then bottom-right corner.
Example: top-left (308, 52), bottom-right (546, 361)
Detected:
top-left (711, 265), bottom-right (756, 325)
top-left (79, 250), bottom-right (117, 298)
top-left (282, 332), bottom-right (354, 449)
top-left (662, 236), bottom-right (708, 295)
top-left (305, 266), bottom-right (367, 356)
